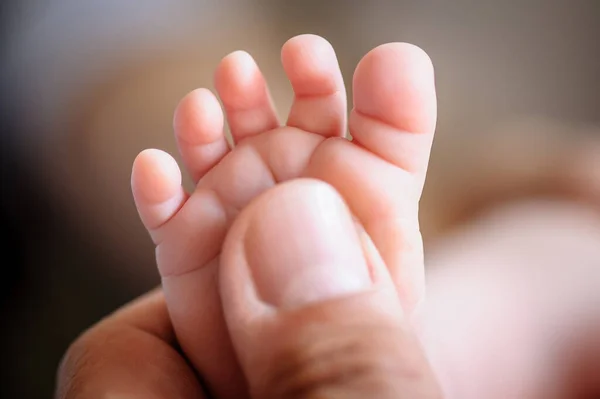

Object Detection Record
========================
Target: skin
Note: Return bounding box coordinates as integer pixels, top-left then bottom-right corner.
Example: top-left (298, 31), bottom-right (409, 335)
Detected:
top-left (55, 194), bottom-right (600, 399)
top-left (56, 35), bottom-right (600, 398)
top-left (58, 179), bottom-right (442, 399)
top-left (130, 34), bottom-right (436, 398)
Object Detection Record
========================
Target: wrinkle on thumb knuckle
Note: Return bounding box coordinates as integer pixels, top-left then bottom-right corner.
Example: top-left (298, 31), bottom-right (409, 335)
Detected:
top-left (253, 318), bottom-right (442, 399)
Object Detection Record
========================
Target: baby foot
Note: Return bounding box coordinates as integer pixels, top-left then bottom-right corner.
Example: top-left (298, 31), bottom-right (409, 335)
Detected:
top-left (131, 34), bottom-right (436, 398)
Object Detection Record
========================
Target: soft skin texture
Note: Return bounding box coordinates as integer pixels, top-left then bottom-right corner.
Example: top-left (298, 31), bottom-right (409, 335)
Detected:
top-left (59, 179), bottom-right (443, 399)
top-left (56, 196), bottom-right (600, 399)
top-left (131, 34), bottom-right (436, 398)
top-left (56, 34), bottom-right (600, 399)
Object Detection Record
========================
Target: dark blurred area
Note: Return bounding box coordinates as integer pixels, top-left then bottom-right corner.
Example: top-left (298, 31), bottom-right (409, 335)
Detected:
top-left (0, 1), bottom-right (599, 397)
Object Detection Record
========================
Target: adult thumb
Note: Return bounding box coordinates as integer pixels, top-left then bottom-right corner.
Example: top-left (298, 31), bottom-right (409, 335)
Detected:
top-left (220, 179), bottom-right (441, 399)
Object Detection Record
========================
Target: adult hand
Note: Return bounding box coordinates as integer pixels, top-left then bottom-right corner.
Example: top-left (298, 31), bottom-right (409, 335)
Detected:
top-left (57, 180), bottom-right (441, 399)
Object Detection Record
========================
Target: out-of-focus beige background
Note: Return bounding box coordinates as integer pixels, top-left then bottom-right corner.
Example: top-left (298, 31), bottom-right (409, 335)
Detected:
top-left (1, 1), bottom-right (598, 397)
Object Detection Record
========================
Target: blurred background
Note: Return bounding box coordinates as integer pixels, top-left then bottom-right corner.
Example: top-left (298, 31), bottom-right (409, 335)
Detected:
top-left (1, 1), bottom-right (599, 397)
